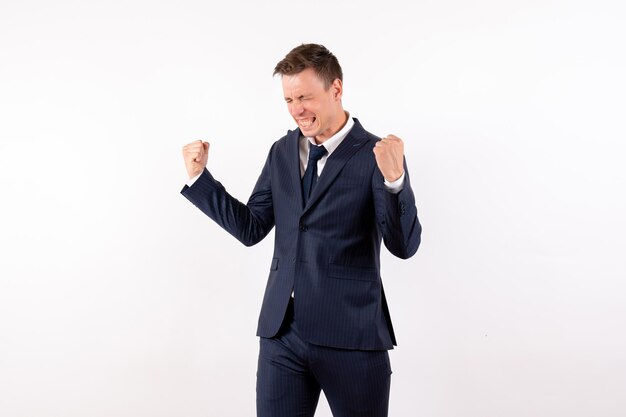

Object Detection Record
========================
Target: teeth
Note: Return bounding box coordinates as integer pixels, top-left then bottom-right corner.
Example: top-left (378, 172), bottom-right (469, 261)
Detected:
top-left (299, 118), bottom-right (315, 127)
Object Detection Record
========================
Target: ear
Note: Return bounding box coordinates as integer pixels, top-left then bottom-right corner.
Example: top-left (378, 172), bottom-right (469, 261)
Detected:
top-left (331, 78), bottom-right (343, 101)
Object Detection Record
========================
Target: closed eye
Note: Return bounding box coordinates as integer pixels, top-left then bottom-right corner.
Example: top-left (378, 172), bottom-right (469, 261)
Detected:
top-left (284, 95), bottom-right (311, 104)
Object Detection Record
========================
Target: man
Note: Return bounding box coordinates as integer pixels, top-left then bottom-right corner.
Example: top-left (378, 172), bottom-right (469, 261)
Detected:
top-left (181, 44), bottom-right (421, 417)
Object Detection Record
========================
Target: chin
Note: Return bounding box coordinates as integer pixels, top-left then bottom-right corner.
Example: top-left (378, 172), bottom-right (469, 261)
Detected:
top-left (301, 127), bottom-right (320, 138)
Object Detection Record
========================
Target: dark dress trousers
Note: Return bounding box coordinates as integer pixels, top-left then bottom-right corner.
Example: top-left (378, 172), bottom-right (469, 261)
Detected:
top-left (181, 119), bottom-right (421, 350)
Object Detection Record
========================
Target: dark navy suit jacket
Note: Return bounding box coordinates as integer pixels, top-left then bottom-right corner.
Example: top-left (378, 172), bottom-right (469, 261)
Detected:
top-left (181, 119), bottom-right (421, 350)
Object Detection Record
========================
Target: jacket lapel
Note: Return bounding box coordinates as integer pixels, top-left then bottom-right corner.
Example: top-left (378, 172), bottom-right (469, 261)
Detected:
top-left (284, 128), bottom-right (303, 205)
top-left (302, 119), bottom-right (369, 214)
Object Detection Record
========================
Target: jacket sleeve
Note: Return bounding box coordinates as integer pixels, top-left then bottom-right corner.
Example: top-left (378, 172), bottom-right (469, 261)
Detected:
top-left (180, 146), bottom-right (275, 247)
top-left (372, 157), bottom-right (422, 259)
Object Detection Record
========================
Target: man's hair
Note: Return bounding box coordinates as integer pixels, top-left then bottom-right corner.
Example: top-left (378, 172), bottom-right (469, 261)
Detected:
top-left (273, 43), bottom-right (343, 89)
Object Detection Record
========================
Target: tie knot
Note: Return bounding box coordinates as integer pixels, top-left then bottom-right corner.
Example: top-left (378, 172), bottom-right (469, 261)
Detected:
top-left (308, 143), bottom-right (327, 162)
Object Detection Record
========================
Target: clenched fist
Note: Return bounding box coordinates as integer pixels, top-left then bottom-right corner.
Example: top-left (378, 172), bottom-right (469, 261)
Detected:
top-left (182, 140), bottom-right (210, 179)
top-left (373, 134), bottom-right (405, 182)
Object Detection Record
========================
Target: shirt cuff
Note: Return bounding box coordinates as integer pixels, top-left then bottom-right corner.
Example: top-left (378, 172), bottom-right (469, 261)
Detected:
top-left (186, 172), bottom-right (202, 187)
top-left (383, 172), bottom-right (405, 194)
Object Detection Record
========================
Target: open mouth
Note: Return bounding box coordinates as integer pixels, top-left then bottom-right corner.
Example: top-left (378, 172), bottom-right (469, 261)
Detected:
top-left (298, 117), bottom-right (316, 128)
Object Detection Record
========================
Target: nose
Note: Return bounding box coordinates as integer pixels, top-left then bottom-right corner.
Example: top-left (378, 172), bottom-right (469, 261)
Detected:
top-left (289, 101), bottom-right (304, 117)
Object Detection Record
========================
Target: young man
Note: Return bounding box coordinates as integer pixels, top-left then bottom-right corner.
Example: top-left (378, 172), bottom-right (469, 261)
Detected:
top-left (181, 43), bottom-right (421, 417)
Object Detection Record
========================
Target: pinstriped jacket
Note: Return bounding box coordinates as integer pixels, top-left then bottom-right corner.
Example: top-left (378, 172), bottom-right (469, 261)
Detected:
top-left (181, 119), bottom-right (421, 350)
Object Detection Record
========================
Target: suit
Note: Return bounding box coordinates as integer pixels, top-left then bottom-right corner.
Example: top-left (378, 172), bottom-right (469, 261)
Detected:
top-left (181, 118), bottom-right (421, 351)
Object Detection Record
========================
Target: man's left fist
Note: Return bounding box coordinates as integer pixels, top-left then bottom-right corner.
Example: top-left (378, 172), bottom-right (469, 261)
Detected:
top-left (373, 134), bottom-right (405, 182)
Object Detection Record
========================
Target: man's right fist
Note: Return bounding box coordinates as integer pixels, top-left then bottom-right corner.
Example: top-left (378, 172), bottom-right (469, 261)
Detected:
top-left (182, 140), bottom-right (210, 179)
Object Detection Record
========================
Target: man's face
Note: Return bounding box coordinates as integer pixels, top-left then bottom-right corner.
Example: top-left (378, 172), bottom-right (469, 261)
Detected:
top-left (281, 68), bottom-right (344, 143)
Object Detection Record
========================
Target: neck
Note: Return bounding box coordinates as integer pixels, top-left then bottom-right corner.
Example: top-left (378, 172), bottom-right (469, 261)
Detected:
top-left (315, 110), bottom-right (348, 144)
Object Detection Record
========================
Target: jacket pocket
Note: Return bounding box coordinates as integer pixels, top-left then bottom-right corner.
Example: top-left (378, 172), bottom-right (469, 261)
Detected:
top-left (328, 263), bottom-right (378, 282)
top-left (270, 257), bottom-right (279, 271)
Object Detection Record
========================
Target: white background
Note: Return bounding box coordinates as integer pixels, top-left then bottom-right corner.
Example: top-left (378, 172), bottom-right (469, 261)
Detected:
top-left (1, 0), bottom-right (625, 416)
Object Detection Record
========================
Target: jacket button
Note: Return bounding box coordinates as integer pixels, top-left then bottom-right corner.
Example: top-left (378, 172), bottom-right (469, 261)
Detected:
top-left (299, 224), bottom-right (308, 231)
